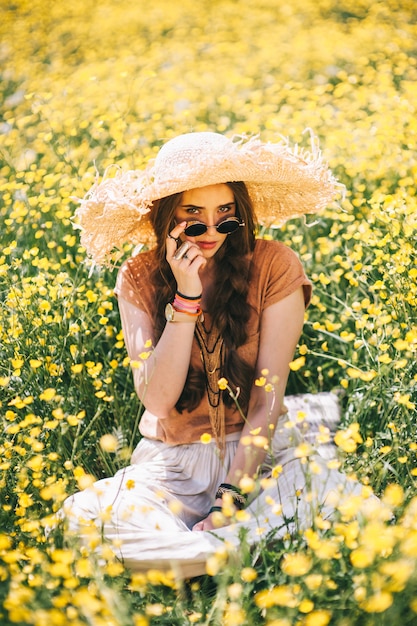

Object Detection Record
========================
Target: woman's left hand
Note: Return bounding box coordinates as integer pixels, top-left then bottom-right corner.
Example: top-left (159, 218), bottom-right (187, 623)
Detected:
top-left (192, 512), bottom-right (229, 532)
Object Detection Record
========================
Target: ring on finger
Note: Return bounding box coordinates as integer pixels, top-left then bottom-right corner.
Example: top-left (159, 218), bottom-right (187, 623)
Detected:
top-left (167, 233), bottom-right (179, 242)
top-left (173, 241), bottom-right (190, 260)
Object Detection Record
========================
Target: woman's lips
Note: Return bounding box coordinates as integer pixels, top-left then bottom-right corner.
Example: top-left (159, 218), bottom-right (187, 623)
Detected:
top-left (197, 241), bottom-right (217, 250)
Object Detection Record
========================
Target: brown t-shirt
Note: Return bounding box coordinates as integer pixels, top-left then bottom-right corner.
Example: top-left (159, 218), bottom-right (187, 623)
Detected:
top-left (114, 239), bottom-right (312, 444)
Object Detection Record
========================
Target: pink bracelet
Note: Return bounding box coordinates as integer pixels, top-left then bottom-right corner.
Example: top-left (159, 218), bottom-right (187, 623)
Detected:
top-left (173, 293), bottom-right (202, 314)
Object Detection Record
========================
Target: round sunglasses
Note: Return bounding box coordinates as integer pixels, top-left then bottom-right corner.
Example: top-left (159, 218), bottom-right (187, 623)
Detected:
top-left (183, 216), bottom-right (245, 237)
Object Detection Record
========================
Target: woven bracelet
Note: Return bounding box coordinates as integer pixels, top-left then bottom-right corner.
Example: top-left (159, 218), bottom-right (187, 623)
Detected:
top-left (209, 506), bottom-right (223, 515)
top-left (215, 483), bottom-right (248, 509)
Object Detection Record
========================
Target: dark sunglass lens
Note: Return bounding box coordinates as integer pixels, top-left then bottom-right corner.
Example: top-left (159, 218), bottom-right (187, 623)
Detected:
top-left (217, 219), bottom-right (240, 234)
top-left (184, 223), bottom-right (207, 236)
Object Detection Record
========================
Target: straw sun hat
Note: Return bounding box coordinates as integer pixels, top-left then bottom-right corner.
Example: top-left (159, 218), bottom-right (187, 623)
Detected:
top-left (74, 131), bottom-right (341, 265)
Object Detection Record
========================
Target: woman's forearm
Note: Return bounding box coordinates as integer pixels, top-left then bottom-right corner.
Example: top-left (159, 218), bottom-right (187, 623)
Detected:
top-left (118, 296), bottom-right (197, 415)
top-left (225, 404), bottom-right (279, 486)
top-left (221, 290), bottom-right (304, 490)
top-left (133, 321), bottom-right (197, 414)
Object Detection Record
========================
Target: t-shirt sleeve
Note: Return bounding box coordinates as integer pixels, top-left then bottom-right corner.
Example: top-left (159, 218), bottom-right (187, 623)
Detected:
top-left (262, 241), bottom-right (312, 309)
top-left (113, 254), bottom-right (154, 317)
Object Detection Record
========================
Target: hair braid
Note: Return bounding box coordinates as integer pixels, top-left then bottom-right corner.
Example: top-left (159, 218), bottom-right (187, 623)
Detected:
top-left (149, 182), bottom-right (257, 415)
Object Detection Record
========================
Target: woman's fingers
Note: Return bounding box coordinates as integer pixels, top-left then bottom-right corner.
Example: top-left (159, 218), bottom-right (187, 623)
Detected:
top-left (192, 513), bottom-right (229, 532)
top-left (166, 222), bottom-right (206, 295)
top-left (173, 241), bottom-right (190, 260)
top-left (166, 225), bottom-right (204, 267)
top-left (166, 221), bottom-right (186, 258)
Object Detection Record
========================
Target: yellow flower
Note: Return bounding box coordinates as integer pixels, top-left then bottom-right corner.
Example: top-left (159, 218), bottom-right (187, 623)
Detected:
top-left (75, 557), bottom-right (93, 578)
top-left (106, 561), bottom-right (125, 577)
top-left (350, 547), bottom-right (374, 568)
top-left (168, 500), bottom-right (183, 515)
top-left (361, 591), bottom-right (393, 613)
top-left (294, 442), bottom-right (313, 458)
top-left (334, 423), bottom-right (363, 453)
top-left (299, 599), bottom-right (314, 613)
top-left (240, 567), bottom-right (257, 582)
top-left (271, 464), bottom-right (283, 478)
top-left (289, 356), bottom-right (305, 371)
top-left (200, 433), bottom-right (212, 444)
top-left (212, 510), bottom-right (228, 526)
top-left (252, 435), bottom-right (269, 448)
top-left (379, 559), bottom-right (414, 592)
top-left (235, 509), bottom-right (251, 522)
top-left (281, 552), bottom-right (312, 576)
top-left (378, 353), bottom-right (392, 364)
top-left (346, 367), bottom-right (362, 379)
top-left (134, 616), bottom-right (150, 626)
top-left (239, 475), bottom-right (255, 494)
top-left (11, 357), bottom-right (24, 370)
top-left (255, 585), bottom-right (297, 609)
top-left (99, 434), bottom-right (118, 452)
top-left (393, 392), bottom-right (415, 409)
top-left (304, 574), bottom-right (323, 590)
top-left (206, 554), bottom-right (223, 577)
top-left (326, 459), bottom-right (341, 470)
top-left (223, 602), bottom-right (246, 626)
top-left (304, 610), bottom-right (332, 626)
top-left (129, 573), bottom-right (148, 593)
top-left (382, 483), bottom-right (404, 507)
top-left (218, 377), bottom-right (228, 390)
top-left (337, 494), bottom-right (365, 519)
top-left (227, 583), bottom-right (243, 599)
top-left (39, 387), bottom-right (56, 401)
top-left (27, 455), bottom-right (44, 472)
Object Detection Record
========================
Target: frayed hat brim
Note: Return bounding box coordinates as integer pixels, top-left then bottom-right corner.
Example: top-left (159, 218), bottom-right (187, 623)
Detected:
top-left (74, 132), bottom-right (341, 265)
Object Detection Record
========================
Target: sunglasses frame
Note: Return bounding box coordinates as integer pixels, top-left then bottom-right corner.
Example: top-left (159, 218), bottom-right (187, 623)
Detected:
top-left (183, 216), bottom-right (245, 237)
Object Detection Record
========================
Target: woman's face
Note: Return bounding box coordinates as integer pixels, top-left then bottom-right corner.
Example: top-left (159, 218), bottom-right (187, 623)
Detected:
top-left (174, 184), bottom-right (236, 259)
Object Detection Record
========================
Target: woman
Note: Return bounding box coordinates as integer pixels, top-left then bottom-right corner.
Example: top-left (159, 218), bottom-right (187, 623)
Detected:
top-left (65, 132), bottom-right (369, 577)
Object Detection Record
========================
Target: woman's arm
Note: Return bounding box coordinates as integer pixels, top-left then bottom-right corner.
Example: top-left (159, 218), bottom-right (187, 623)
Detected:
top-left (118, 221), bottom-right (206, 416)
top-left (193, 286), bottom-right (306, 531)
top-left (118, 296), bottom-right (197, 416)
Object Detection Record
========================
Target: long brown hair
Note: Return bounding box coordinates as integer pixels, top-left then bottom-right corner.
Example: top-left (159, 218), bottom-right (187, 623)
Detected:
top-left (149, 182), bottom-right (257, 413)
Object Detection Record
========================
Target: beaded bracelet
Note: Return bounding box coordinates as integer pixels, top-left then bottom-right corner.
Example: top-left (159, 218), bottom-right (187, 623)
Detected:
top-left (215, 483), bottom-right (248, 510)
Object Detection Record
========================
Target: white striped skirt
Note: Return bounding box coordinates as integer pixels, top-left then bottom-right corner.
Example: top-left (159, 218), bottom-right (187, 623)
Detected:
top-left (63, 394), bottom-right (372, 578)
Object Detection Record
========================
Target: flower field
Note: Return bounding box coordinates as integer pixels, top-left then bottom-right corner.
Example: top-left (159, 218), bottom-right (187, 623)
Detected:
top-left (1, 0), bottom-right (417, 623)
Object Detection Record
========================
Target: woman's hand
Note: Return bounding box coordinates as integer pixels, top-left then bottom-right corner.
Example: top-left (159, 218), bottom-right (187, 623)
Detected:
top-left (193, 511), bottom-right (229, 532)
top-left (192, 515), bottom-right (214, 531)
top-left (166, 222), bottom-right (207, 296)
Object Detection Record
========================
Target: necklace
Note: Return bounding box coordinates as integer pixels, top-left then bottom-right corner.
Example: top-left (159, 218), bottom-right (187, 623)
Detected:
top-left (195, 318), bottom-right (226, 455)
